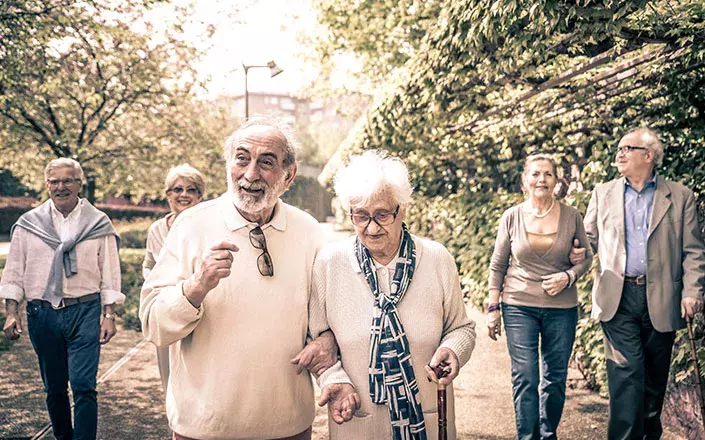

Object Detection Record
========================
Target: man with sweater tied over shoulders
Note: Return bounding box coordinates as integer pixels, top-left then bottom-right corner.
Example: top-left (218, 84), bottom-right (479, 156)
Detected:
top-left (140, 117), bottom-right (354, 440)
top-left (1, 158), bottom-right (123, 440)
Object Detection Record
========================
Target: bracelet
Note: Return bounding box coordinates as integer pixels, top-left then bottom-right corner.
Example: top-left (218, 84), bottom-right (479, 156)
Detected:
top-left (487, 303), bottom-right (501, 313)
top-left (564, 270), bottom-right (576, 287)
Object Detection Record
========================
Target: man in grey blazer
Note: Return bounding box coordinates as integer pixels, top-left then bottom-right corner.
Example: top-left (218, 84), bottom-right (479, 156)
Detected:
top-left (585, 127), bottom-right (705, 439)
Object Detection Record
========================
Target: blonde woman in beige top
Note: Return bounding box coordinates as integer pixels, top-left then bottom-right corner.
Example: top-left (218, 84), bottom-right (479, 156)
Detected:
top-left (488, 154), bottom-right (592, 440)
top-left (142, 163), bottom-right (205, 393)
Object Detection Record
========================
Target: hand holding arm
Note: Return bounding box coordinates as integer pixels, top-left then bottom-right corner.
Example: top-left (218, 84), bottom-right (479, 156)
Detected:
top-left (541, 272), bottom-right (569, 296)
top-left (291, 329), bottom-right (339, 375)
top-left (318, 383), bottom-right (360, 424)
top-left (568, 238), bottom-right (587, 265)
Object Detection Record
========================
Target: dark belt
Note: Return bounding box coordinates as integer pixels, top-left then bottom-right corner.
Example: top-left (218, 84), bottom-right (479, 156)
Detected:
top-left (624, 275), bottom-right (646, 285)
top-left (29, 292), bottom-right (100, 310)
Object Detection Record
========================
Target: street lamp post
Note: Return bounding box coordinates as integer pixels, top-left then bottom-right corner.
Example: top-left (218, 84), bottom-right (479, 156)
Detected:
top-left (242, 60), bottom-right (284, 118)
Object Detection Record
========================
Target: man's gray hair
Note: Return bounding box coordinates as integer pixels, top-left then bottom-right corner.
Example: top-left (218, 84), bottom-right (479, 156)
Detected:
top-left (334, 150), bottom-right (413, 211)
top-left (625, 127), bottom-right (664, 166)
top-left (44, 158), bottom-right (84, 182)
top-left (223, 116), bottom-right (297, 167)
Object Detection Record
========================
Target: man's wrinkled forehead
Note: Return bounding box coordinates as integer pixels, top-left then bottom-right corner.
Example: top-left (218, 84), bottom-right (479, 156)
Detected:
top-left (618, 132), bottom-right (645, 148)
top-left (237, 125), bottom-right (287, 154)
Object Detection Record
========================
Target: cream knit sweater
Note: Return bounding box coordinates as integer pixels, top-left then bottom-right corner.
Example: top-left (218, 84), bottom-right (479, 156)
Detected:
top-left (140, 195), bottom-right (323, 440)
top-left (310, 235), bottom-right (477, 440)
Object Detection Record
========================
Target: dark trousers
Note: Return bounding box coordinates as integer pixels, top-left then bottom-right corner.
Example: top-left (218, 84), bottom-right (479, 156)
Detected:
top-left (26, 298), bottom-right (102, 440)
top-left (601, 283), bottom-right (676, 440)
top-left (503, 304), bottom-right (578, 440)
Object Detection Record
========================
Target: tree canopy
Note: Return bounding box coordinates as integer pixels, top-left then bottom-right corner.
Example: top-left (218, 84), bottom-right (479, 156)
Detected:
top-left (317, 0), bottom-right (705, 196)
top-left (0, 0), bottom-right (234, 200)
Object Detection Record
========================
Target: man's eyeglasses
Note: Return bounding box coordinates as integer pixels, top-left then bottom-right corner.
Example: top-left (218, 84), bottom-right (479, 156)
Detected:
top-left (616, 145), bottom-right (649, 155)
top-left (47, 178), bottom-right (80, 188)
top-left (168, 186), bottom-right (200, 195)
top-left (249, 226), bottom-right (274, 277)
top-left (350, 205), bottom-right (400, 228)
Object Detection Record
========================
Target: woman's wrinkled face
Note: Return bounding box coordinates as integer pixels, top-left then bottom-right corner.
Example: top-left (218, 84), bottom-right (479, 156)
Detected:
top-left (351, 193), bottom-right (405, 260)
top-left (523, 160), bottom-right (556, 201)
top-left (167, 177), bottom-right (202, 216)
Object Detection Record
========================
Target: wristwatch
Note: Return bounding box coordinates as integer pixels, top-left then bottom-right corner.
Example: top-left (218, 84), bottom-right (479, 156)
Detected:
top-left (103, 312), bottom-right (116, 321)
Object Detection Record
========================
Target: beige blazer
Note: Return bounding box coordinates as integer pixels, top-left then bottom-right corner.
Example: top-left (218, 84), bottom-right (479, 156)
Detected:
top-left (585, 176), bottom-right (705, 332)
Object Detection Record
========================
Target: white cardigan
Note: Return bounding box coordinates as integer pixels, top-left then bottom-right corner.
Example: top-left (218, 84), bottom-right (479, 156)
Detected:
top-left (310, 235), bottom-right (477, 440)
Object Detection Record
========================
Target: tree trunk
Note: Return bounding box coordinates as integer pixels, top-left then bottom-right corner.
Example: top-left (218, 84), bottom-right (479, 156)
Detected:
top-left (83, 173), bottom-right (97, 204)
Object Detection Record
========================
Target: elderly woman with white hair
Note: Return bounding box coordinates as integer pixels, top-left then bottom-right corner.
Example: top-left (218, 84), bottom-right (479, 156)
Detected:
top-left (142, 163), bottom-right (205, 392)
top-left (309, 150), bottom-right (477, 440)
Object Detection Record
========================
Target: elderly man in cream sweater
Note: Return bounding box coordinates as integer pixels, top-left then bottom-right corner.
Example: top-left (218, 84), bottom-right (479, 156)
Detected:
top-left (140, 117), bottom-right (355, 440)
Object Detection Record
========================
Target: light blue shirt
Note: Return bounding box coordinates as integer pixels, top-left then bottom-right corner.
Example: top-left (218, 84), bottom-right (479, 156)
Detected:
top-left (624, 174), bottom-right (657, 277)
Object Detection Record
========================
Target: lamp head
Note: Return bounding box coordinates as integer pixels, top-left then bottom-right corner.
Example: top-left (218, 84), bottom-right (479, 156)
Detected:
top-left (267, 60), bottom-right (283, 77)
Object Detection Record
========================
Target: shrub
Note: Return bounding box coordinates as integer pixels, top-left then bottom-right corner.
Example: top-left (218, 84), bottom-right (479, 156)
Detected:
top-left (95, 203), bottom-right (168, 222)
top-left (406, 189), bottom-right (611, 392)
top-left (119, 248), bottom-right (146, 331)
top-left (0, 197), bottom-right (39, 235)
top-left (114, 218), bottom-right (156, 249)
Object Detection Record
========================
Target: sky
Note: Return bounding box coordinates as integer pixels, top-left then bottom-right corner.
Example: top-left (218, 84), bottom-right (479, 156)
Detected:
top-left (158, 0), bottom-right (318, 98)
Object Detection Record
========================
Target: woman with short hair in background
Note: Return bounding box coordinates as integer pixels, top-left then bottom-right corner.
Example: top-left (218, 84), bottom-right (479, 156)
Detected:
top-left (142, 163), bottom-right (205, 392)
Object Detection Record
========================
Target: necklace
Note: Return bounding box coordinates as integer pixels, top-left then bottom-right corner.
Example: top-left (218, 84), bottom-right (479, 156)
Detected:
top-left (531, 199), bottom-right (555, 218)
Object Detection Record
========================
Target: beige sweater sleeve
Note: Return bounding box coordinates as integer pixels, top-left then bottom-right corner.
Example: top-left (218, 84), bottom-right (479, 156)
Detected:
top-left (437, 246), bottom-right (477, 367)
top-left (309, 251), bottom-right (353, 388)
top-left (139, 219), bottom-right (204, 347)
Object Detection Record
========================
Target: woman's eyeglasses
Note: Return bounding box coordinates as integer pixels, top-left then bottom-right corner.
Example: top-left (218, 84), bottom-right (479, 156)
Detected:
top-left (350, 205), bottom-right (400, 227)
top-left (168, 186), bottom-right (200, 195)
top-left (249, 226), bottom-right (274, 277)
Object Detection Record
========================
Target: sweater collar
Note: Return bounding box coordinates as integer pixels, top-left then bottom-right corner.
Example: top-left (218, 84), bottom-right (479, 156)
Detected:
top-left (347, 233), bottom-right (423, 273)
top-left (219, 194), bottom-right (287, 232)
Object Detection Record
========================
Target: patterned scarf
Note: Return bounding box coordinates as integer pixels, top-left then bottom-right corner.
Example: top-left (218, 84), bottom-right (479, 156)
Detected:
top-left (355, 223), bottom-right (427, 440)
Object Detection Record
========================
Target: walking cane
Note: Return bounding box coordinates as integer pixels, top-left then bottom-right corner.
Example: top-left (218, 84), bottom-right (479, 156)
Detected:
top-left (686, 316), bottom-right (705, 428)
top-left (432, 364), bottom-right (450, 440)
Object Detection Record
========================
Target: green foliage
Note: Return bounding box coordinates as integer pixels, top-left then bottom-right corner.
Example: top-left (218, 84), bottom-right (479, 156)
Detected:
top-left (0, 169), bottom-right (37, 197)
top-left (281, 176), bottom-right (334, 222)
top-left (114, 217), bottom-right (156, 249)
top-left (0, 0), bottom-right (239, 201)
top-left (119, 248), bottom-right (145, 331)
top-left (406, 191), bottom-right (523, 308)
top-left (315, 0), bottom-right (705, 402)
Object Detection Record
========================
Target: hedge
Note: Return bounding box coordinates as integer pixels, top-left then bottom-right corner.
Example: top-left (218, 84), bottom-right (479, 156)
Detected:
top-left (0, 197), bottom-right (167, 235)
top-left (406, 190), bottom-right (608, 392)
top-left (118, 248), bottom-right (146, 331)
top-left (114, 218), bottom-right (156, 249)
top-left (0, 249), bottom-right (144, 332)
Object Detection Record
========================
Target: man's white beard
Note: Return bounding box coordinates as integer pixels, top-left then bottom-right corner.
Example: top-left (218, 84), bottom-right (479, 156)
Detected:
top-left (228, 174), bottom-right (287, 216)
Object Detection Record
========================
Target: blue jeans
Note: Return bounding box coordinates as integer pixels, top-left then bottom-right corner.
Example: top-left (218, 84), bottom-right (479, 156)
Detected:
top-left (26, 299), bottom-right (101, 440)
top-left (502, 304), bottom-right (578, 440)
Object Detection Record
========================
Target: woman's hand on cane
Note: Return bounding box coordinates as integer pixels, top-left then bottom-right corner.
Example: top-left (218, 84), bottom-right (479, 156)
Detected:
top-left (425, 348), bottom-right (459, 385)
